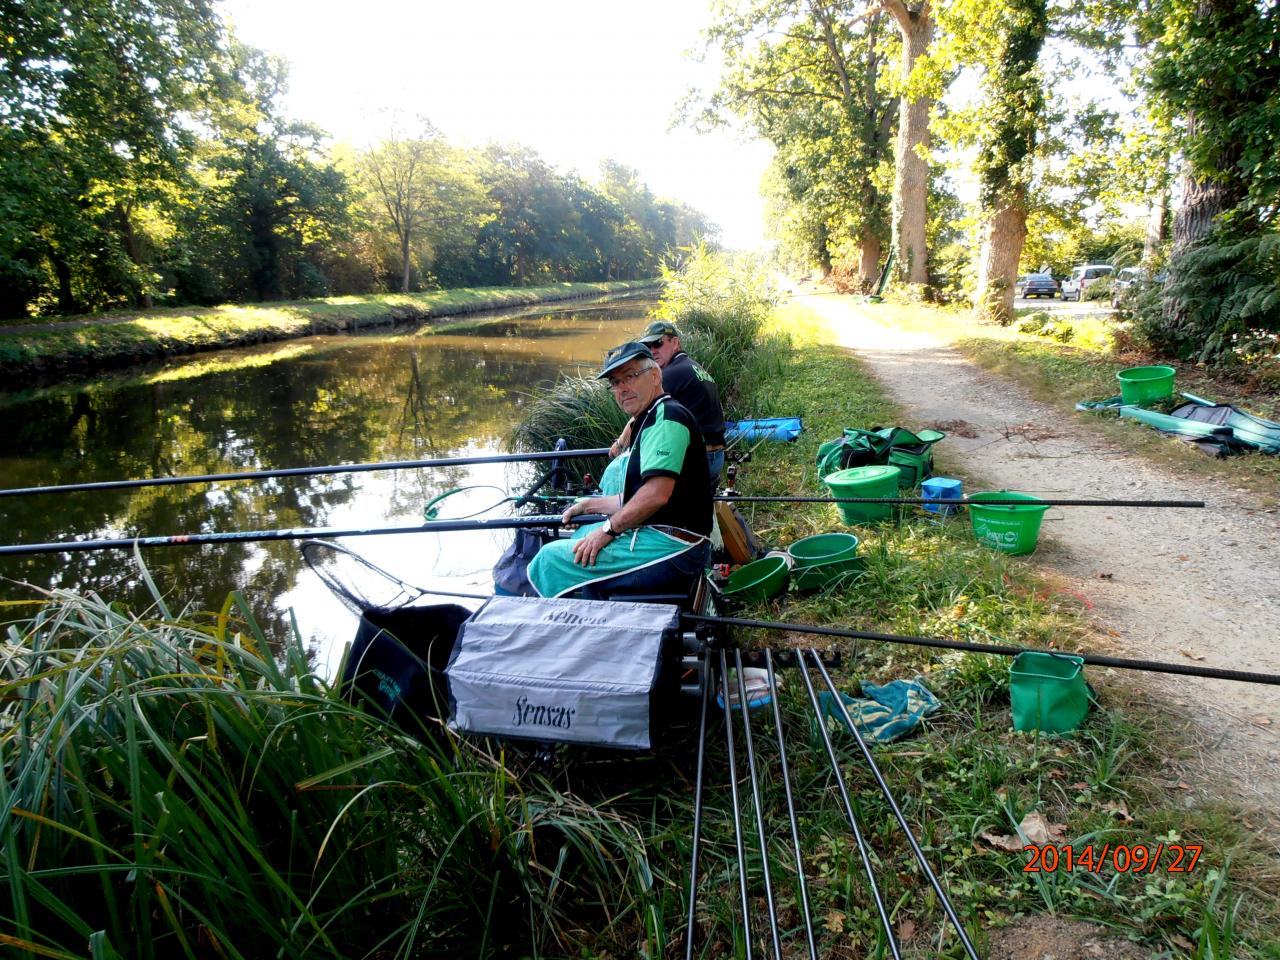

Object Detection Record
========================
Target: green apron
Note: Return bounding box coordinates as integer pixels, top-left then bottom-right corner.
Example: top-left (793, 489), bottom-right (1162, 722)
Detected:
top-left (527, 521), bottom-right (696, 599)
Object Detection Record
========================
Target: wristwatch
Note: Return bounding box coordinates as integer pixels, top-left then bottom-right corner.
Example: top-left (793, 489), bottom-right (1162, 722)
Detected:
top-left (602, 518), bottom-right (621, 538)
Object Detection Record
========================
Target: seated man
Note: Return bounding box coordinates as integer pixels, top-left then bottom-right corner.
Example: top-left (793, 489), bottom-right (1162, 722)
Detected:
top-left (527, 341), bottom-right (712, 600)
top-left (611, 320), bottom-right (726, 489)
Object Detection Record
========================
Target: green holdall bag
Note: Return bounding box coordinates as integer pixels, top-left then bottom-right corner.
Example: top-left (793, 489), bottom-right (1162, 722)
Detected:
top-left (1010, 651), bottom-right (1091, 734)
top-left (816, 426), bottom-right (945, 487)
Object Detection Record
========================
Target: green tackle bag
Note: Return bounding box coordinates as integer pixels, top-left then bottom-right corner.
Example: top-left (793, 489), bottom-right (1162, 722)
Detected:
top-left (816, 427), bottom-right (945, 487)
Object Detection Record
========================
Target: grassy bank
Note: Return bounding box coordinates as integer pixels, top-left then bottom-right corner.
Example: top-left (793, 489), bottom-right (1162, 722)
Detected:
top-left (0, 281), bottom-right (656, 385)
top-left (0, 587), bottom-right (653, 959)
top-left (686, 301), bottom-right (1279, 956)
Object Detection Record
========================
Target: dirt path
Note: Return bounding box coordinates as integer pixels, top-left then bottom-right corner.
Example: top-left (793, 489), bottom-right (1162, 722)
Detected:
top-left (804, 293), bottom-right (1280, 810)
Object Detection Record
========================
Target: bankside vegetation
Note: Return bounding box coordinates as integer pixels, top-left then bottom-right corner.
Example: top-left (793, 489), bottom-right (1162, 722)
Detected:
top-left (511, 246), bottom-right (790, 468)
top-left (688, 0), bottom-right (1279, 358)
top-left (0, 281), bottom-right (653, 381)
top-left (1, 4), bottom-right (711, 321)
top-left (0, 586), bottom-right (654, 958)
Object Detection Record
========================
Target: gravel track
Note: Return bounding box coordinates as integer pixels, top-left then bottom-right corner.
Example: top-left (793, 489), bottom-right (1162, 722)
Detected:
top-left (805, 292), bottom-right (1280, 810)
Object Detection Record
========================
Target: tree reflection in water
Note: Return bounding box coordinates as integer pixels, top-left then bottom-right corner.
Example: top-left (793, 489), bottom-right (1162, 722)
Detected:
top-left (0, 296), bottom-right (652, 662)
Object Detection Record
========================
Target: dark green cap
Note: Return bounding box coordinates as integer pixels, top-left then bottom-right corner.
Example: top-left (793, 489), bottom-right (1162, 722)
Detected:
top-left (597, 341), bottom-right (655, 379)
top-left (638, 320), bottom-right (682, 344)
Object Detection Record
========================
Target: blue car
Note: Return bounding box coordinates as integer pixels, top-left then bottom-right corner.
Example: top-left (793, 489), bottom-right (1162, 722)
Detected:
top-left (1022, 273), bottom-right (1059, 298)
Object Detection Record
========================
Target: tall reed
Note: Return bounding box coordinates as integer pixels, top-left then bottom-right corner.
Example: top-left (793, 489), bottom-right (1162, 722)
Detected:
top-left (510, 246), bottom-right (788, 468)
top-left (0, 586), bottom-right (651, 959)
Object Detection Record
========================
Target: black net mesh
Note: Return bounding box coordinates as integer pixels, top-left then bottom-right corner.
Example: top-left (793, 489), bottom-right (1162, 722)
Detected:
top-left (300, 539), bottom-right (426, 615)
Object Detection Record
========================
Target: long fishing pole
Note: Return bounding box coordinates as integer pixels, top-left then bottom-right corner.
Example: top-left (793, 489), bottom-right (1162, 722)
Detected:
top-left (714, 496), bottom-right (1206, 508)
top-left (684, 653), bottom-right (713, 960)
top-left (811, 652), bottom-right (979, 959)
top-left (733, 649), bottom-right (783, 959)
top-left (793, 650), bottom-right (902, 959)
top-left (0, 448), bottom-right (611, 499)
top-left (686, 614), bottom-right (1280, 688)
top-left (0, 514), bottom-right (607, 557)
top-left (763, 649), bottom-right (817, 960)
top-left (719, 650), bottom-right (755, 960)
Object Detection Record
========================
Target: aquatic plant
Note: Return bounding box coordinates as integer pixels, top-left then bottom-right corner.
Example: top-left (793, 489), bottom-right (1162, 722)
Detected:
top-left (0, 585), bottom-right (652, 959)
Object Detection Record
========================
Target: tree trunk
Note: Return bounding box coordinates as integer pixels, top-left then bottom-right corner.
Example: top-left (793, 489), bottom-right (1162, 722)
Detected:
top-left (116, 203), bottom-right (152, 308)
top-left (885, 1), bottom-right (933, 288)
top-left (1144, 191), bottom-right (1167, 261)
top-left (53, 251), bottom-right (75, 314)
top-left (400, 229), bottom-right (412, 292)
top-left (973, 188), bottom-right (1027, 325)
top-left (859, 227), bottom-right (882, 292)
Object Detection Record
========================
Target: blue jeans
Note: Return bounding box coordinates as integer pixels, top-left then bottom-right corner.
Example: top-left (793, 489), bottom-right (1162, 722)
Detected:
top-left (707, 449), bottom-right (724, 491)
top-left (568, 542), bottom-right (711, 602)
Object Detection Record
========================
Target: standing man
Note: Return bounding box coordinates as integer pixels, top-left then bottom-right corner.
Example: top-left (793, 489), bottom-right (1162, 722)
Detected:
top-left (610, 320), bottom-right (726, 488)
top-left (527, 341), bottom-right (712, 600)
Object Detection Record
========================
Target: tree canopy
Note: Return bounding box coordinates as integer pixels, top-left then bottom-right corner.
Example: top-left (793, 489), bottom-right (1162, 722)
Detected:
top-left (0, 3), bottom-right (715, 319)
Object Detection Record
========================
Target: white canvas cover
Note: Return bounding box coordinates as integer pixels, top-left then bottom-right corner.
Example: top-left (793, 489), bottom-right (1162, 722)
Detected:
top-left (446, 595), bottom-right (680, 749)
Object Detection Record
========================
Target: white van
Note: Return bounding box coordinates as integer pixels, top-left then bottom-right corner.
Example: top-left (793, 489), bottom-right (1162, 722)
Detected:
top-left (1060, 264), bottom-right (1114, 302)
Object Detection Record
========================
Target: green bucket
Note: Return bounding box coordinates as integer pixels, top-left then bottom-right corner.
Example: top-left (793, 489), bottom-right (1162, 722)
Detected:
top-left (792, 555), bottom-right (866, 591)
top-left (787, 533), bottom-right (864, 591)
top-left (724, 555), bottom-right (790, 602)
top-left (787, 533), bottom-right (859, 567)
top-left (968, 491), bottom-right (1049, 555)
top-left (824, 464), bottom-right (902, 525)
top-left (1010, 651), bottom-right (1090, 733)
top-left (1116, 365), bottom-right (1175, 406)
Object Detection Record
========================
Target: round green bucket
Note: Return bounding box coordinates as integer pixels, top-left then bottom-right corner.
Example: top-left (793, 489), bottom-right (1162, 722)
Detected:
top-left (787, 532), bottom-right (859, 567)
top-left (968, 491), bottom-right (1050, 555)
top-left (1116, 365), bottom-right (1175, 405)
top-left (724, 555), bottom-right (790, 602)
top-left (824, 464), bottom-right (902, 525)
top-left (791, 554), bottom-right (866, 591)
top-left (787, 532), bottom-right (864, 590)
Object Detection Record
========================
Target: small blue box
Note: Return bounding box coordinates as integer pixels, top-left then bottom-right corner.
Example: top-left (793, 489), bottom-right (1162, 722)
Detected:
top-left (922, 477), bottom-right (963, 514)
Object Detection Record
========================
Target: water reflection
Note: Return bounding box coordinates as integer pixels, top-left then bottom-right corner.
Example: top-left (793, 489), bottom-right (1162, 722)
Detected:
top-left (0, 295), bottom-right (652, 668)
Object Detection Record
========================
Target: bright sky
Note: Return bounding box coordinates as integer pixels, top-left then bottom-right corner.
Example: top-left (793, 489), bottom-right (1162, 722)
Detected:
top-left (216, 0), bottom-right (775, 250)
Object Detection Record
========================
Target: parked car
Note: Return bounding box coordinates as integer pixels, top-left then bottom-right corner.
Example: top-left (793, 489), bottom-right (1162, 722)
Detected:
top-left (1060, 264), bottom-right (1114, 301)
top-left (1110, 266), bottom-right (1147, 306)
top-left (1021, 273), bottom-right (1059, 298)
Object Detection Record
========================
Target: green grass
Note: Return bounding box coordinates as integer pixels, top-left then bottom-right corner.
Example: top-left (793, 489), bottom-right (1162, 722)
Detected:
top-left (6, 295), bottom-right (1278, 958)
top-left (0, 281), bottom-right (656, 382)
top-left (0, 585), bottom-right (655, 959)
top-left (679, 304), bottom-right (1280, 956)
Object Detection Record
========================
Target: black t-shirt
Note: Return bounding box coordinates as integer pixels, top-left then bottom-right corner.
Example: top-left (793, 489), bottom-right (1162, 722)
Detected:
top-left (623, 394), bottom-right (712, 535)
top-left (662, 352), bottom-right (725, 447)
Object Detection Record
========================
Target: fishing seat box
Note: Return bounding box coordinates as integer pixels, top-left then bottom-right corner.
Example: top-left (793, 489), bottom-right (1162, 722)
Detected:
top-left (446, 595), bottom-right (683, 750)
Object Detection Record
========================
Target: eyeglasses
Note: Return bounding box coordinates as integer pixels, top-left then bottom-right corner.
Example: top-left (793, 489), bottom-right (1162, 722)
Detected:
top-left (607, 368), bottom-right (652, 390)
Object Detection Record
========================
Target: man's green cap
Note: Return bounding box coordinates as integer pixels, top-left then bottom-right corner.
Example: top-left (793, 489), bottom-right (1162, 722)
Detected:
top-left (638, 320), bottom-right (682, 344)
top-left (597, 341), bottom-right (655, 379)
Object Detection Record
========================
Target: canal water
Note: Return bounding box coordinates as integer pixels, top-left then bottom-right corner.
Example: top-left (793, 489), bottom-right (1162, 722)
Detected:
top-left (0, 294), bottom-right (654, 674)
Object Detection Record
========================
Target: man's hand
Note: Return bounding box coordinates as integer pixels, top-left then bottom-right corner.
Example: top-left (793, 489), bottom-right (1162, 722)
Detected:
top-left (561, 498), bottom-right (589, 526)
top-left (572, 527), bottom-right (614, 567)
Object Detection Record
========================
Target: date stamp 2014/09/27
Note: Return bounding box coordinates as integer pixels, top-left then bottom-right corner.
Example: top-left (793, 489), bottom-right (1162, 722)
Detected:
top-left (1023, 843), bottom-right (1202, 874)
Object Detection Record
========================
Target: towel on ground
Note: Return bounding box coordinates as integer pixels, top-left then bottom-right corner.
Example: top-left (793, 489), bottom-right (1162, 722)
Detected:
top-left (819, 676), bottom-right (940, 743)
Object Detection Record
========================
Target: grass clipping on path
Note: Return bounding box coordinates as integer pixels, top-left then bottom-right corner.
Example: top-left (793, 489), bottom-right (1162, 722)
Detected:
top-left (679, 301), bottom-right (1279, 958)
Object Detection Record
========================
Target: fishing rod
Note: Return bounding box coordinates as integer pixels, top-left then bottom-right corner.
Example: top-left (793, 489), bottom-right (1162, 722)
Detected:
top-left (0, 514), bottom-right (608, 557)
top-left (687, 614), bottom-right (1280, 688)
top-left (811, 652), bottom-right (980, 959)
top-left (762, 649), bottom-right (817, 960)
top-left (732, 649), bottom-right (784, 959)
top-left (715, 495), bottom-right (1206, 508)
top-left (792, 650), bottom-right (903, 958)
top-left (718, 650), bottom-right (755, 959)
top-left (0, 448), bottom-right (611, 499)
